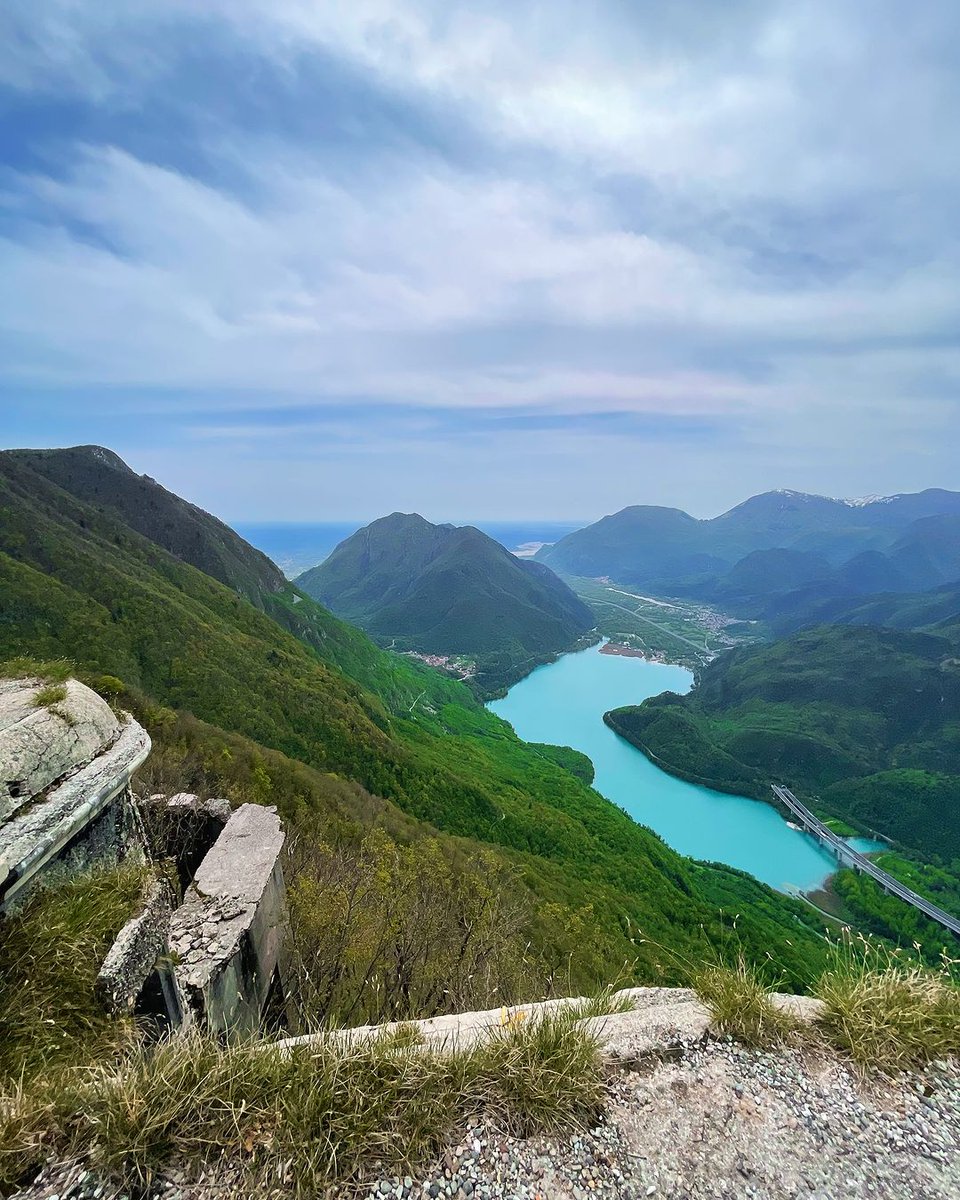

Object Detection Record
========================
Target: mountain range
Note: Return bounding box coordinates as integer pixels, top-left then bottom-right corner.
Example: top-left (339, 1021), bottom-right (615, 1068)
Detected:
top-left (537, 489), bottom-right (960, 623)
top-left (296, 513), bottom-right (593, 686)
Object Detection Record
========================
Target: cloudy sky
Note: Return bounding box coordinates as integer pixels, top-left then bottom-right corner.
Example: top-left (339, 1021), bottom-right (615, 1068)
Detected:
top-left (1, 1), bottom-right (958, 522)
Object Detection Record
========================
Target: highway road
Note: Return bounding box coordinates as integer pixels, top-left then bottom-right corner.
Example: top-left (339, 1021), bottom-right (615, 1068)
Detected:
top-left (771, 785), bottom-right (960, 939)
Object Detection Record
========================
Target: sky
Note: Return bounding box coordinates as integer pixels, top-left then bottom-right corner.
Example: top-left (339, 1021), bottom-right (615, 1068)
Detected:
top-left (1, 1), bottom-right (958, 523)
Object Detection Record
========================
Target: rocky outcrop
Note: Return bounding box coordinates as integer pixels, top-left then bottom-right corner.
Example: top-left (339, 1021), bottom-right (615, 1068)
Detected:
top-left (0, 678), bottom-right (150, 914)
top-left (0, 678), bottom-right (121, 824)
top-left (368, 1034), bottom-right (959, 1200)
top-left (19, 988), bottom-right (958, 1200)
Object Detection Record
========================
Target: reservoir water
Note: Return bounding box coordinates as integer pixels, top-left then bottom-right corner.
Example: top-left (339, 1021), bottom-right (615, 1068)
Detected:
top-left (489, 641), bottom-right (881, 893)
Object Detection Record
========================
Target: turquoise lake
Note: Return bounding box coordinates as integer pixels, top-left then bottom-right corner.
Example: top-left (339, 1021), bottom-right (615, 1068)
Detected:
top-left (489, 641), bottom-right (881, 893)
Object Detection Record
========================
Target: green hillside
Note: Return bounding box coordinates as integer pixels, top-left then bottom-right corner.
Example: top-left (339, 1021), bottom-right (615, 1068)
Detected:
top-left (606, 625), bottom-right (960, 864)
top-left (297, 512), bottom-right (595, 692)
top-left (0, 447), bottom-right (827, 990)
top-left (772, 579), bottom-right (960, 641)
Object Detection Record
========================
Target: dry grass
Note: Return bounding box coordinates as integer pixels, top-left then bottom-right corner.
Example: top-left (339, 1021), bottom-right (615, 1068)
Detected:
top-left (0, 865), bottom-right (149, 1086)
top-left (0, 1076), bottom-right (62, 1193)
top-left (692, 929), bottom-right (960, 1071)
top-left (814, 934), bottom-right (960, 1070)
top-left (0, 1013), bottom-right (605, 1196)
top-left (694, 953), bottom-right (800, 1048)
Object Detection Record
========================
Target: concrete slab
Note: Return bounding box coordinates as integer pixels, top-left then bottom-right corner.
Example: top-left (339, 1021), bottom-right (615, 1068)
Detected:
top-left (170, 804), bottom-right (288, 1037)
top-left (277, 986), bottom-right (823, 1059)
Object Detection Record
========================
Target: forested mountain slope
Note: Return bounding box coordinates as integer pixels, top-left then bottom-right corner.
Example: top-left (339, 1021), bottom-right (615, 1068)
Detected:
top-left (297, 512), bottom-right (594, 689)
top-left (9, 445), bottom-right (285, 604)
top-left (771, 580), bottom-right (960, 639)
top-left (606, 625), bottom-right (960, 863)
top-left (0, 446), bottom-right (827, 988)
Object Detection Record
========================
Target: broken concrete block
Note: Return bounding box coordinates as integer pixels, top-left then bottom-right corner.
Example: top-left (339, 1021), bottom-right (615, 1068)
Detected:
top-left (96, 874), bottom-right (186, 1029)
top-left (0, 681), bottom-right (151, 914)
top-left (170, 804), bottom-right (289, 1038)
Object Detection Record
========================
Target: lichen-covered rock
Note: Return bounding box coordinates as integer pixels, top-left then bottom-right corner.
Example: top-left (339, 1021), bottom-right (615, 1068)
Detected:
top-left (0, 680), bottom-right (150, 914)
top-left (0, 678), bottom-right (120, 823)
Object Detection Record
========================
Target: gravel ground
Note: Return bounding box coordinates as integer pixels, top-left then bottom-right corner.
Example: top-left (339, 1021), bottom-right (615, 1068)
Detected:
top-left (17, 1039), bottom-right (959, 1200)
top-left (358, 1039), bottom-right (960, 1200)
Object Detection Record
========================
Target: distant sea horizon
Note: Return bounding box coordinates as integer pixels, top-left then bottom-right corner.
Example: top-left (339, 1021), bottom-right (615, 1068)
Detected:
top-left (234, 520), bottom-right (583, 578)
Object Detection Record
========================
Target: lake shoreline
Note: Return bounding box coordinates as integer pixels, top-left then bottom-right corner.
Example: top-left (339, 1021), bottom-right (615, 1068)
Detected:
top-left (599, 640), bottom-right (667, 662)
top-left (489, 641), bottom-right (864, 895)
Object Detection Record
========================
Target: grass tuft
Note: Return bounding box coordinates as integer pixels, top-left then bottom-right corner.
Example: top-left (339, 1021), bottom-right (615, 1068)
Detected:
top-left (694, 953), bottom-right (800, 1048)
top-left (33, 683), bottom-right (68, 708)
top-left (568, 983), bottom-right (637, 1020)
top-left (477, 1012), bottom-right (605, 1137)
top-left (0, 658), bottom-right (73, 684)
top-left (0, 1077), bottom-right (62, 1192)
top-left (814, 934), bottom-right (960, 1070)
top-left (378, 1022), bottom-right (427, 1049)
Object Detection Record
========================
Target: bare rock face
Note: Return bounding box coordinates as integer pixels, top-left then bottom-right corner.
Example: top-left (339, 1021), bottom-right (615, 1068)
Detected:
top-left (0, 678), bottom-right (121, 823)
top-left (0, 678), bottom-right (150, 914)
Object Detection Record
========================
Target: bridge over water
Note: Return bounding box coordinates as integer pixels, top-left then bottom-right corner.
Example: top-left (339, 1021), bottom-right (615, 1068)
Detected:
top-left (771, 785), bottom-right (960, 940)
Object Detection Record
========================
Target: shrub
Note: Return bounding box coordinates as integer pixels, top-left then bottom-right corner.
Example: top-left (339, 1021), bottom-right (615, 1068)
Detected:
top-left (285, 829), bottom-right (541, 1027)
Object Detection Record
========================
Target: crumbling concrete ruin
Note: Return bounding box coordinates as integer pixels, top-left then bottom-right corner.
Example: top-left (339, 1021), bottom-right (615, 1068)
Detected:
top-left (0, 677), bottom-right (150, 914)
top-left (0, 676), bottom-right (291, 1040)
top-left (170, 803), bottom-right (290, 1037)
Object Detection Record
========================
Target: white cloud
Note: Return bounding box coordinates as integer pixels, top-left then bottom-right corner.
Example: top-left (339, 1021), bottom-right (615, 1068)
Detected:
top-left (1, 0), bottom-right (958, 515)
top-left (3, 139), bottom-right (958, 411)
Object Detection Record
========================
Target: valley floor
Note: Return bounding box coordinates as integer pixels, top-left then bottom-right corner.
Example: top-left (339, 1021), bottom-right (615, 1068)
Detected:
top-left (567, 576), bottom-right (761, 671)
